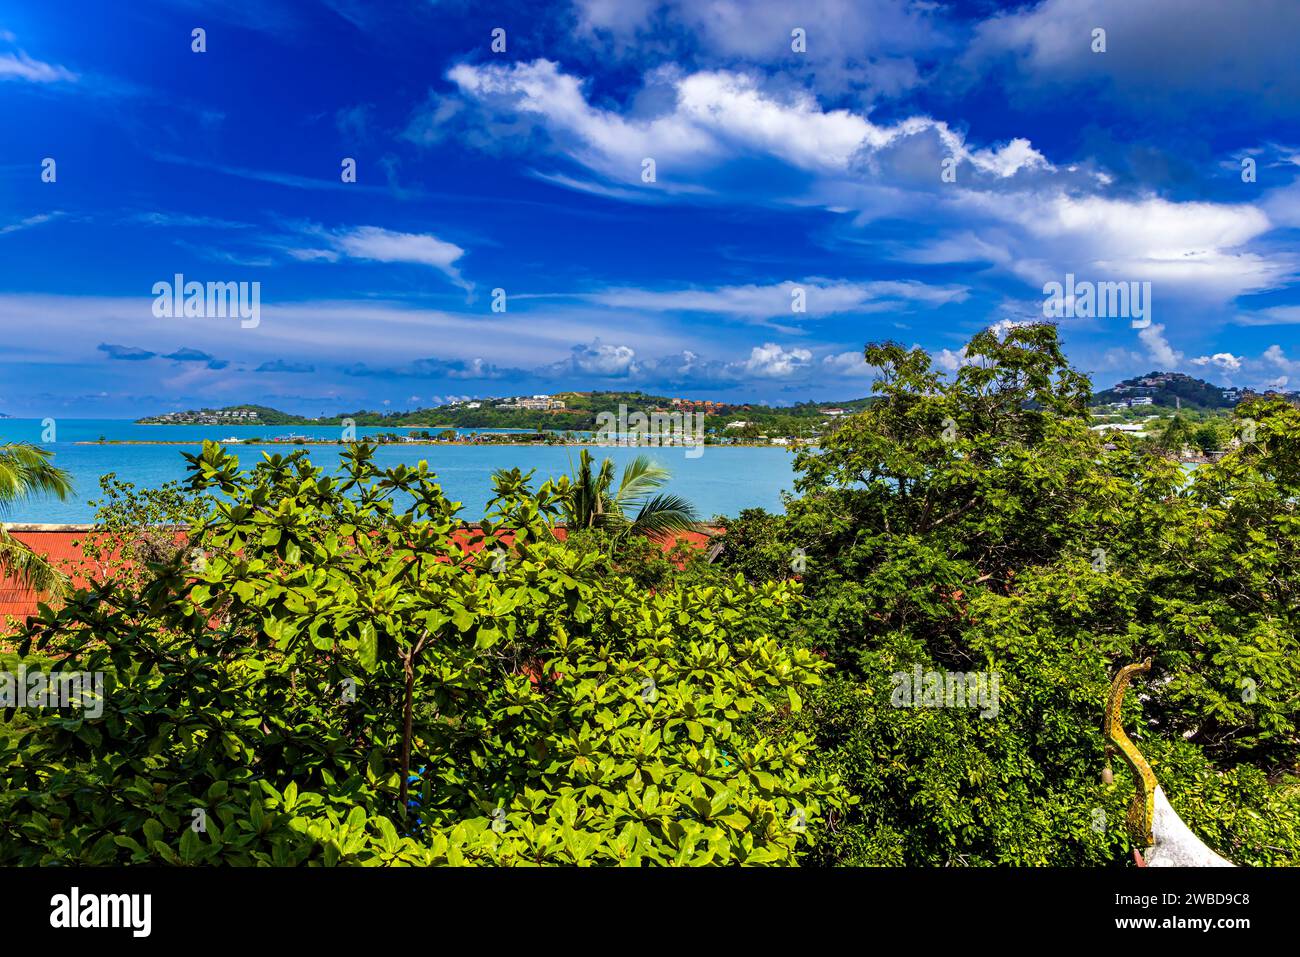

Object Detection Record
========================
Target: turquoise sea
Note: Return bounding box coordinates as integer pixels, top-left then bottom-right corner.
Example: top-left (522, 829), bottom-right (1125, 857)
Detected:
top-left (0, 419), bottom-right (799, 523)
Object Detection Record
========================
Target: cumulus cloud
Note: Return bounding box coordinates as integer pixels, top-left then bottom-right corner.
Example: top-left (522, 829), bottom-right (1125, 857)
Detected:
top-left (1183, 344), bottom-right (1300, 392)
top-left (822, 350), bottom-right (874, 376)
top-left (444, 59), bottom-right (1051, 188)
top-left (440, 58), bottom-right (1287, 306)
top-left (1262, 344), bottom-right (1300, 375)
top-left (1190, 352), bottom-right (1243, 374)
top-left (933, 346), bottom-right (970, 372)
top-left (742, 342), bottom-right (812, 377)
top-left (551, 340), bottom-right (642, 377)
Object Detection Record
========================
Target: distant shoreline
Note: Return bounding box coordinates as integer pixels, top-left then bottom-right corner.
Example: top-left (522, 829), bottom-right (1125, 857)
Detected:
top-left (76, 439), bottom-right (791, 450)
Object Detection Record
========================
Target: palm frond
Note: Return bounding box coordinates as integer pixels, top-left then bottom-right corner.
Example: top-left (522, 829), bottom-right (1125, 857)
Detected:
top-left (0, 442), bottom-right (74, 510)
top-left (613, 455), bottom-right (672, 508)
top-left (557, 450), bottom-right (698, 542)
top-left (0, 526), bottom-right (69, 597)
top-left (627, 493), bottom-right (700, 539)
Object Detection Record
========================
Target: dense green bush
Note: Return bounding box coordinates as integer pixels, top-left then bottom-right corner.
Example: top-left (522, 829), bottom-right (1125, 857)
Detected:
top-left (714, 324), bottom-right (1300, 865)
top-left (0, 445), bottom-right (845, 865)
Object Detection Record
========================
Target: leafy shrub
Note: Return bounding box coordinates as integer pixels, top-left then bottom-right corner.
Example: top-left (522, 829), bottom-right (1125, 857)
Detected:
top-left (0, 444), bottom-right (846, 865)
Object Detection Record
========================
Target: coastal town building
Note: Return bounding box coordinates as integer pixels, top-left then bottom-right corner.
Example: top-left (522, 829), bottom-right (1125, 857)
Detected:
top-left (495, 395), bottom-right (567, 411)
top-left (150, 408), bottom-right (261, 425)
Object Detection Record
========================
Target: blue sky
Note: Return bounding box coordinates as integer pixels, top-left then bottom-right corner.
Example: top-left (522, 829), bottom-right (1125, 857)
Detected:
top-left (2, 0), bottom-right (1299, 417)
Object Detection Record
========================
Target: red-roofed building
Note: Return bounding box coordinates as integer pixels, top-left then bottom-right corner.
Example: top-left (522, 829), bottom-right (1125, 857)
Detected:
top-left (1, 524), bottom-right (717, 628)
top-left (1, 526), bottom-right (96, 622)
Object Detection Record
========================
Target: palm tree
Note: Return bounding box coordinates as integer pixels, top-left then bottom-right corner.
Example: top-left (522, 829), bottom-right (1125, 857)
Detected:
top-left (0, 443), bottom-right (74, 596)
top-left (558, 449), bottom-right (699, 540)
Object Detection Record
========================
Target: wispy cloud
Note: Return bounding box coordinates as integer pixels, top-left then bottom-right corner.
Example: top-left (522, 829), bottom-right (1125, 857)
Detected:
top-left (579, 279), bottom-right (968, 321)
top-left (0, 50), bottom-right (77, 84)
top-left (0, 212), bottom-right (63, 235)
top-left (284, 224), bottom-right (473, 295)
top-left (152, 152), bottom-right (396, 195)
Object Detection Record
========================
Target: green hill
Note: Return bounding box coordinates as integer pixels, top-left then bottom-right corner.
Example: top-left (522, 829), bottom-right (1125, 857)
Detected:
top-left (138, 391), bottom-right (876, 437)
top-left (1091, 372), bottom-right (1233, 410)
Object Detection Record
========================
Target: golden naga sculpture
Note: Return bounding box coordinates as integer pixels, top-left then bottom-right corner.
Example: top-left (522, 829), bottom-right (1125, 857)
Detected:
top-left (1103, 658), bottom-right (1234, 867)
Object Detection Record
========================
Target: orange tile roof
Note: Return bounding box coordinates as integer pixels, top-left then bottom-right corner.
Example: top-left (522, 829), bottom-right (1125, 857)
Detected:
top-left (1, 524), bottom-right (717, 628)
top-left (1, 528), bottom-right (93, 622)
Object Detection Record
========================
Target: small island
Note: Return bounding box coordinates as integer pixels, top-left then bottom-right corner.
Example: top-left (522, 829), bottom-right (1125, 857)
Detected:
top-left (133, 391), bottom-right (875, 444)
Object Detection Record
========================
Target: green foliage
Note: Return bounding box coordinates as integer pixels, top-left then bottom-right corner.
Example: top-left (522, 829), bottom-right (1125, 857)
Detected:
top-left (0, 443), bottom-right (844, 865)
top-left (549, 449), bottom-right (700, 540)
top-left (0, 442), bottom-right (73, 597)
top-left (714, 324), bottom-right (1300, 865)
top-left (71, 474), bottom-right (211, 590)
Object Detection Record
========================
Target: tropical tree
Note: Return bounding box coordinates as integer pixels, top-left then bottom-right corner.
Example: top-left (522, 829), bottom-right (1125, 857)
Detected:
top-left (1158, 413), bottom-right (1195, 453)
top-left (0, 442), bottom-right (73, 596)
top-left (713, 324), bottom-right (1300, 865)
top-left (551, 449), bottom-right (700, 540)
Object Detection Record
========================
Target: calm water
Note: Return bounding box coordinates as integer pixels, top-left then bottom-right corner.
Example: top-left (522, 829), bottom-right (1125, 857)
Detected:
top-left (0, 419), bottom-right (798, 523)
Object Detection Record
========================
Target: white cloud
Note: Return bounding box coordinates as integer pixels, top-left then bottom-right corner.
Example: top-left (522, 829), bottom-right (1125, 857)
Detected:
top-left (743, 342), bottom-right (812, 377)
top-left (1190, 352), bottom-right (1243, 373)
top-left (551, 340), bottom-right (641, 377)
top-left (582, 278), bottom-right (967, 319)
top-left (822, 350), bottom-right (873, 376)
top-left (443, 58), bottom-right (1288, 307)
top-left (333, 226), bottom-right (465, 274)
top-left (445, 59), bottom-right (1051, 189)
top-left (933, 346), bottom-right (970, 372)
top-left (1263, 344), bottom-right (1300, 373)
top-left (1137, 323), bottom-right (1181, 367)
top-left (0, 51), bottom-right (77, 84)
top-left (987, 318), bottom-right (1035, 340)
top-left (0, 213), bottom-right (62, 236)
top-left (957, 191), bottom-right (1285, 302)
top-left (286, 225), bottom-right (471, 293)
